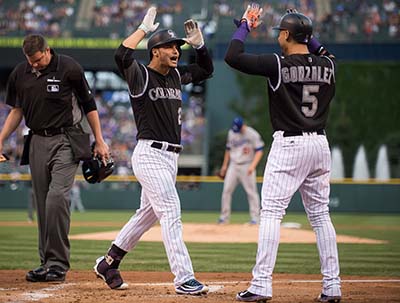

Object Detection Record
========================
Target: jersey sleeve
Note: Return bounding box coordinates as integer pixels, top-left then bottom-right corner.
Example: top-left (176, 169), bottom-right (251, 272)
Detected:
top-left (225, 131), bottom-right (232, 150)
top-left (5, 67), bottom-right (19, 108)
top-left (114, 44), bottom-right (147, 97)
top-left (66, 58), bottom-right (97, 114)
top-left (225, 39), bottom-right (280, 83)
top-left (177, 46), bottom-right (214, 85)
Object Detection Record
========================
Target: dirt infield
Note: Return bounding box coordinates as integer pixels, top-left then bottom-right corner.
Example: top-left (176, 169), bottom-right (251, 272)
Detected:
top-left (1, 271), bottom-right (399, 303)
top-left (68, 223), bottom-right (387, 244)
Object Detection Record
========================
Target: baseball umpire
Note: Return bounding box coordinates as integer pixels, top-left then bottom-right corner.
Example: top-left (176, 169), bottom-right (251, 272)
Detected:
top-left (93, 7), bottom-right (213, 295)
top-left (0, 34), bottom-right (109, 282)
top-left (225, 4), bottom-right (341, 303)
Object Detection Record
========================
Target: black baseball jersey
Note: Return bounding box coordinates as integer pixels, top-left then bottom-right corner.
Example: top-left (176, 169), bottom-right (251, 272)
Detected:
top-left (114, 44), bottom-right (213, 144)
top-left (225, 40), bottom-right (336, 131)
top-left (5, 49), bottom-right (96, 131)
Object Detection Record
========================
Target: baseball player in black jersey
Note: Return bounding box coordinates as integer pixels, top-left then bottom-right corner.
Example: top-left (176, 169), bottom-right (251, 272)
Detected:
top-left (94, 7), bottom-right (213, 295)
top-left (225, 4), bottom-right (341, 303)
top-left (0, 34), bottom-right (109, 282)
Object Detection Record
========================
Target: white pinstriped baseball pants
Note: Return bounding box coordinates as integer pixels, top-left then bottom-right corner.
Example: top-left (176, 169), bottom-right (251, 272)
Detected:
top-left (113, 140), bottom-right (194, 287)
top-left (249, 131), bottom-right (341, 298)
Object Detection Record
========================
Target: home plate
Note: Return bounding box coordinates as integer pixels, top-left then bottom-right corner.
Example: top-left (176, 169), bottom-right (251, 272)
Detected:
top-left (208, 285), bottom-right (224, 292)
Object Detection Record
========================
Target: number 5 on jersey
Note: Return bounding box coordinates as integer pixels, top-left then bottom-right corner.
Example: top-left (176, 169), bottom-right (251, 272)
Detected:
top-left (302, 84), bottom-right (319, 117)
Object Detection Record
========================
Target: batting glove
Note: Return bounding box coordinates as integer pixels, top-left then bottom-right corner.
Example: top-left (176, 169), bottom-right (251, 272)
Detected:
top-left (183, 19), bottom-right (204, 49)
top-left (138, 6), bottom-right (159, 34)
top-left (242, 2), bottom-right (263, 30)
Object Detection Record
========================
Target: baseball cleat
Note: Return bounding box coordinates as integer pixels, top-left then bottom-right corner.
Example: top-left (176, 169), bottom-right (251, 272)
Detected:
top-left (315, 293), bottom-right (341, 303)
top-left (236, 290), bottom-right (272, 302)
top-left (94, 256), bottom-right (128, 290)
top-left (175, 278), bottom-right (209, 295)
top-left (217, 218), bottom-right (228, 224)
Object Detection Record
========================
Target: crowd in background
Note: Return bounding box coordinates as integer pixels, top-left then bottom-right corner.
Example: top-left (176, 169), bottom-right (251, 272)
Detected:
top-left (0, 0), bottom-right (398, 42)
top-left (0, 0), bottom-right (76, 37)
top-left (0, 89), bottom-right (206, 176)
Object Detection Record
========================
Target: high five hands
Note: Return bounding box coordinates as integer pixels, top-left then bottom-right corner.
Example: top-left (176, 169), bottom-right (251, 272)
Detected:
top-left (139, 6), bottom-right (160, 34)
top-left (242, 3), bottom-right (263, 30)
top-left (184, 19), bottom-right (204, 49)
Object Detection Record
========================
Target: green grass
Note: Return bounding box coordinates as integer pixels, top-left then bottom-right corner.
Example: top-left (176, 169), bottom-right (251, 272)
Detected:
top-left (0, 210), bottom-right (399, 276)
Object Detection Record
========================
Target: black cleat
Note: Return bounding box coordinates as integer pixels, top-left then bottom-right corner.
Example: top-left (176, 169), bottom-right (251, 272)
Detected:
top-left (236, 290), bottom-right (272, 302)
top-left (26, 266), bottom-right (48, 282)
top-left (316, 293), bottom-right (341, 303)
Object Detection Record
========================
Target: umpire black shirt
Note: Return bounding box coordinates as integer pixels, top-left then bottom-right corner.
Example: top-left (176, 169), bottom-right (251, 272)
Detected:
top-left (6, 49), bottom-right (97, 131)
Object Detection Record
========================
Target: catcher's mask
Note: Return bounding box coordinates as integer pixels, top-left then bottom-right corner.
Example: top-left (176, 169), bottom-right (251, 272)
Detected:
top-left (82, 156), bottom-right (114, 184)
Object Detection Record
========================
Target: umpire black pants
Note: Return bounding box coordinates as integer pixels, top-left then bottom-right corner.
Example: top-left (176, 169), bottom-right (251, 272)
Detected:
top-left (29, 134), bottom-right (79, 271)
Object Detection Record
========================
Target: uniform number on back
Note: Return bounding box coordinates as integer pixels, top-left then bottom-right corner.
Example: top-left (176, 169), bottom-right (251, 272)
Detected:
top-left (301, 85), bottom-right (319, 117)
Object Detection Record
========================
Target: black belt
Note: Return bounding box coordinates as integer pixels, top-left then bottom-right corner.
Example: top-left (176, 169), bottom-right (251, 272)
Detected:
top-left (234, 161), bottom-right (252, 165)
top-left (283, 129), bottom-right (325, 137)
top-left (151, 142), bottom-right (182, 153)
top-left (31, 127), bottom-right (66, 137)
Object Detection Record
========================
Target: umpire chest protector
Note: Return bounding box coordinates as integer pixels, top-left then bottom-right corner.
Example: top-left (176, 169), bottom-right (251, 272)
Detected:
top-left (131, 66), bottom-right (182, 144)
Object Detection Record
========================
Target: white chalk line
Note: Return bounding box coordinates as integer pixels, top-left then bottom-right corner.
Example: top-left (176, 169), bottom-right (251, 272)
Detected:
top-left (7, 283), bottom-right (76, 302)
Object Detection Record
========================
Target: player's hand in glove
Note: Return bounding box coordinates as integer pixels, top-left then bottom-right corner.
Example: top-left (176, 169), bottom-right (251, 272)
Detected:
top-left (242, 2), bottom-right (263, 30)
top-left (139, 6), bottom-right (159, 34)
top-left (183, 19), bottom-right (204, 49)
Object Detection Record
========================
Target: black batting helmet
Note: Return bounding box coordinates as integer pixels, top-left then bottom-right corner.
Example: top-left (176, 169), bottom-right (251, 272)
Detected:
top-left (147, 29), bottom-right (185, 60)
top-left (273, 12), bottom-right (312, 44)
top-left (82, 156), bottom-right (114, 184)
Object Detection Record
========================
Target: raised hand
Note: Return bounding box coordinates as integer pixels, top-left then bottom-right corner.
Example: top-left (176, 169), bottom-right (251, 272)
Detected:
top-left (184, 19), bottom-right (204, 49)
top-left (242, 3), bottom-right (263, 29)
top-left (138, 7), bottom-right (160, 34)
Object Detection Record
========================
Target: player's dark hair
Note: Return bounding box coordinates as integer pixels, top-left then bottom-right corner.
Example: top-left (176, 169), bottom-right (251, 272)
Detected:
top-left (22, 34), bottom-right (48, 56)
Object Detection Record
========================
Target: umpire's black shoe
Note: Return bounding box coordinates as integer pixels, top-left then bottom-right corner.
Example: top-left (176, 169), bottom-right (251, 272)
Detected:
top-left (26, 266), bottom-right (48, 282)
top-left (46, 266), bottom-right (66, 282)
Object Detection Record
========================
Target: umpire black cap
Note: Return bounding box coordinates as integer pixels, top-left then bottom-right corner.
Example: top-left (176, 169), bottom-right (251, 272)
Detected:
top-left (147, 29), bottom-right (186, 60)
top-left (273, 12), bottom-right (312, 44)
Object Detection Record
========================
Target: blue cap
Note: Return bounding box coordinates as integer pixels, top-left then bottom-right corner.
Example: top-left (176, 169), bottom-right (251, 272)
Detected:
top-left (232, 116), bottom-right (243, 133)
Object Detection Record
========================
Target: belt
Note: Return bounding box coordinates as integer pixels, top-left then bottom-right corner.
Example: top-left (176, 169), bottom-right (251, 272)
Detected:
top-left (234, 161), bottom-right (252, 165)
top-left (31, 127), bottom-right (66, 137)
top-left (151, 142), bottom-right (182, 153)
top-left (283, 129), bottom-right (325, 137)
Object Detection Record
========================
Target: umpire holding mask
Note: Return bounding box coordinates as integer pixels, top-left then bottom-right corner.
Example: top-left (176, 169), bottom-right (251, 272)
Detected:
top-left (0, 34), bottom-right (109, 282)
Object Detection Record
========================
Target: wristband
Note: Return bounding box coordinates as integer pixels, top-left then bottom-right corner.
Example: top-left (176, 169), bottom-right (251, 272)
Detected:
top-left (232, 21), bottom-right (250, 42)
top-left (138, 23), bottom-right (149, 34)
top-left (308, 37), bottom-right (324, 55)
